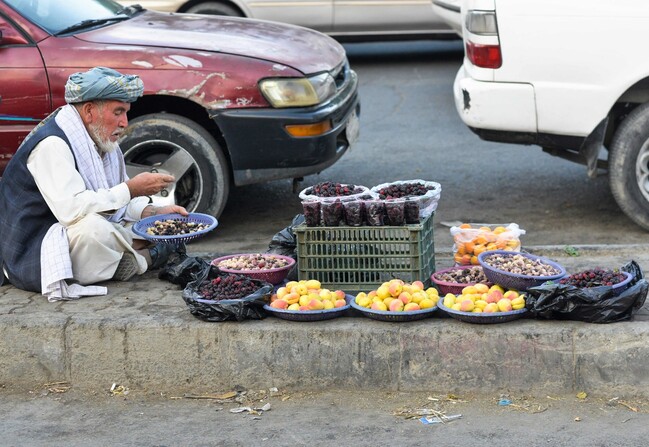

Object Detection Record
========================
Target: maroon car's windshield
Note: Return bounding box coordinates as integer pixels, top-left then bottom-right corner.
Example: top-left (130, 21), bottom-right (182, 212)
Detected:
top-left (4, 0), bottom-right (132, 35)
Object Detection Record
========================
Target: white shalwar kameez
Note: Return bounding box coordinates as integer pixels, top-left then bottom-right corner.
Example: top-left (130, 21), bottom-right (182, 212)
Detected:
top-left (27, 136), bottom-right (150, 297)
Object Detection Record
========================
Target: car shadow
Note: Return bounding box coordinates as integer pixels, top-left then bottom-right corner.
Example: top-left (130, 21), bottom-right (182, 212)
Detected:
top-left (343, 40), bottom-right (464, 64)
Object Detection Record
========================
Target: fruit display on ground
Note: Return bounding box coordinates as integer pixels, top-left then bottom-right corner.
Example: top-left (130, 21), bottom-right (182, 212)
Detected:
top-left (303, 182), bottom-right (365, 198)
top-left (197, 274), bottom-right (265, 301)
top-left (354, 279), bottom-right (439, 312)
top-left (269, 279), bottom-right (347, 311)
top-left (432, 265), bottom-right (490, 285)
top-left (481, 252), bottom-right (562, 277)
top-left (146, 219), bottom-right (209, 236)
top-left (441, 284), bottom-right (526, 313)
top-left (451, 223), bottom-right (523, 266)
top-left (374, 182), bottom-right (437, 200)
top-left (216, 253), bottom-right (290, 271)
top-left (559, 268), bottom-right (628, 287)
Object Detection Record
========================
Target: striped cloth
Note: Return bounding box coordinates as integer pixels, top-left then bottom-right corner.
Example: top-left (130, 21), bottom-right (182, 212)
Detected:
top-left (41, 224), bottom-right (107, 301)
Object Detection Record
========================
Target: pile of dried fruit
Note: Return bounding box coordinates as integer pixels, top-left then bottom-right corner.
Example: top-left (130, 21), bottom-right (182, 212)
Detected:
top-left (217, 254), bottom-right (290, 271)
top-left (146, 219), bottom-right (209, 236)
top-left (375, 182), bottom-right (436, 200)
top-left (481, 253), bottom-right (562, 277)
top-left (198, 274), bottom-right (263, 300)
top-left (306, 182), bottom-right (360, 197)
top-left (559, 268), bottom-right (628, 288)
top-left (433, 266), bottom-right (490, 284)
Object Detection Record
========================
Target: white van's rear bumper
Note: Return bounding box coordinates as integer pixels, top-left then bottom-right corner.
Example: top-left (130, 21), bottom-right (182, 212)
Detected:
top-left (453, 66), bottom-right (537, 133)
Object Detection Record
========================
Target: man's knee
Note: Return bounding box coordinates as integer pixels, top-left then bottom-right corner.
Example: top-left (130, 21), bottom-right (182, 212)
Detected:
top-left (67, 213), bottom-right (115, 243)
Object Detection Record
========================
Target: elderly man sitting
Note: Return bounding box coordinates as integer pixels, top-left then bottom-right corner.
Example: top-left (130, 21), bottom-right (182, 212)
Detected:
top-left (0, 67), bottom-right (188, 300)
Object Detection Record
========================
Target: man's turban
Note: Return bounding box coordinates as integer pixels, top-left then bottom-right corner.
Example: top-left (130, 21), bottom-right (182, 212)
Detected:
top-left (64, 67), bottom-right (144, 104)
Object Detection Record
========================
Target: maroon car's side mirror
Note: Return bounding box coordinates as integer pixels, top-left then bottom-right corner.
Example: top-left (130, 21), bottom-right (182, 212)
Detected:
top-left (0, 29), bottom-right (28, 45)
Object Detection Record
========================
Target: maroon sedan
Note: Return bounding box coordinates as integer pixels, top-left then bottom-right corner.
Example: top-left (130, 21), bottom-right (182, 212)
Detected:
top-left (0, 0), bottom-right (360, 216)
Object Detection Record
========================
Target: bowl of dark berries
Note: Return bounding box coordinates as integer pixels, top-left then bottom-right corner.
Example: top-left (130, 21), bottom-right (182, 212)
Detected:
top-left (478, 250), bottom-right (566, 291)
top-left (133, 212), bottom-right (218, 244)
top-left (182, 272), bottom-right (274, 322)
top-left (371, 179), bottom-right (442, 221)
top-left (431, 265), bottom-right (493, 295)
top-left (211, 253), bottom-right (295, 285)
top-left (555, 268), bottom-right (634, 296)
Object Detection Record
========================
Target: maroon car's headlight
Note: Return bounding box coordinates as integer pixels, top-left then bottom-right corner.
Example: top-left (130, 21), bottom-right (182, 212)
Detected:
top-left (259, 73), bottom-right (336, 108)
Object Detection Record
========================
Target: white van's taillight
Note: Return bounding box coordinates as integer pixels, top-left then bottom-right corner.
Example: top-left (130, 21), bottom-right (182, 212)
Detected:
top-left (465, 42), bottom-right (502, 68)
top-left (465, 10), bottom-right (502, 68)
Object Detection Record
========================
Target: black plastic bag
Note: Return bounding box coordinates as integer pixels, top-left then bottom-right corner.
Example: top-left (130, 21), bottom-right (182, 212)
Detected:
top-left (525, 261), bottom-right (648, 323)
top-left (266, 214), bottom-right (304, 281)
top-left (181, 265), bottom-right (273, 322)
top-left (158, 254), bottom-right (210, 288)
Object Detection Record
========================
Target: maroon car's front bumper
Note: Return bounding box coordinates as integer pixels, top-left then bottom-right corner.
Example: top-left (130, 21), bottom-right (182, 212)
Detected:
top-left (210, 70), bottom-right (360, 186)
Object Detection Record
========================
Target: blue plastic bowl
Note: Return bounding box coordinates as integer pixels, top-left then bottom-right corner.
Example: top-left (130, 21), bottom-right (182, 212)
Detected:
top-left (133, 212), bottom-right (218, 244)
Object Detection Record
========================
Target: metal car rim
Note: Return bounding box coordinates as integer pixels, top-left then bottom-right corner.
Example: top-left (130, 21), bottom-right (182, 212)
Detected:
top-left (636, 139), bottom-right (649, 203)
top-left (123, 140), bottom-right (204, 212)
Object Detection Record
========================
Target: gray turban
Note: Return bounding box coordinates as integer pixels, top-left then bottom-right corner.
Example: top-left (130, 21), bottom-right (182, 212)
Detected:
top-left (64, 67), bottom-right (144, 104)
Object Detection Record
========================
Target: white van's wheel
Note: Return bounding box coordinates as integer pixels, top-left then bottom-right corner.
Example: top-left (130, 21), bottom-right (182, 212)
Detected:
top-left (609, 102), bottom-right (649, 231)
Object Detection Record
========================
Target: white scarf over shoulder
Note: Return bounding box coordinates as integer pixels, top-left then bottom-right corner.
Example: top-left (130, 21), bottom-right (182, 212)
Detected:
top-left (41, 105), bottom-right (129, 301)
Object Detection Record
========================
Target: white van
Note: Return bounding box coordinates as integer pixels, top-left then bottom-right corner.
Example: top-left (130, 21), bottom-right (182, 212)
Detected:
top-left (453, 0), bottom-right (649, 230)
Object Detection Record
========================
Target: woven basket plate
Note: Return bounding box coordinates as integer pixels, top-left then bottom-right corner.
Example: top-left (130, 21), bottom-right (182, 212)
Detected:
top-left (263, 294), bottom-right (352, 321)
top-left (437, 298), bottom-right (527, 324)
top-left (133, 213), bottom-right (217, 244)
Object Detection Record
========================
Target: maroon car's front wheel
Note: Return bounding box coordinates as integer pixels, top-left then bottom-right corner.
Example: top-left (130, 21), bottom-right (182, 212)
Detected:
top-left (120, 113), bottom-right (230, 217)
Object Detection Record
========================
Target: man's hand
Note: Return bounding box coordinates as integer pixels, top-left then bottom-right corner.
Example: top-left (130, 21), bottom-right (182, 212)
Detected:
top-left (154, 205), bottom-right (189, 216)
top-left (126, 172), bottom-right (175, 198)
top-left (140, 204), bottom-right (189, 219)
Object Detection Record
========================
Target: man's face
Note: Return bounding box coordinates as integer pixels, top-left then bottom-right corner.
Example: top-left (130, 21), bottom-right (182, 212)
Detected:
top-left (87, 100), bottom-right (130, 154)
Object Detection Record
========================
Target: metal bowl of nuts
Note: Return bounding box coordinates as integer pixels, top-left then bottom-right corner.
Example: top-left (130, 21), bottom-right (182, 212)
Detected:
top-left (477, 250), bottom-right (566, 291)
top-left (430, 265), bottom-right (492, 295)
top-left (133, 212), bottom-right (218, 244)
top-left (211, 253), bottom-right (296, 285)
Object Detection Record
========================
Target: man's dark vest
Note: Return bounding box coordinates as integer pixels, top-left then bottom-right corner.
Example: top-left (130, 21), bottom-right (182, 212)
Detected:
top-left (0, 114), bottom-right (75, 292)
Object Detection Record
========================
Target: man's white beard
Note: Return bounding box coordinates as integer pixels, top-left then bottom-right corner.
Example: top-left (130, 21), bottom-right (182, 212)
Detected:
top-left (88, 122), bottom-right (120, 155)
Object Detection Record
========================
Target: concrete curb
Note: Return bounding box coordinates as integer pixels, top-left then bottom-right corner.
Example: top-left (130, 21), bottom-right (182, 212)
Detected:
top-left (0, 244), bottom-right (648, 397)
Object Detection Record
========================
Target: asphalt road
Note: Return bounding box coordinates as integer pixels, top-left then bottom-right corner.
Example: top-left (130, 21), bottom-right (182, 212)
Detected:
top-left (3, 387), bottom-right (649, 447)
top-left (193, 40), bottom-right (649, 259)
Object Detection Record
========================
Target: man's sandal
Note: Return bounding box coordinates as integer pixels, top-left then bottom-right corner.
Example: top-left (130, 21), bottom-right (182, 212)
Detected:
top-left (112, 252), bottom-right (139, 281)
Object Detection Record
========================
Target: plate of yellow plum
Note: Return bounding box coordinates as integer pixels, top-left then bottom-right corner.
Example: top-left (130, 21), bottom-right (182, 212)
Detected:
top-left (350, 279), bottom-right (439, 322)
top-left (264, 279), bottom-right (351, 321)
top-left (436, 283), bottom-right (528, 324)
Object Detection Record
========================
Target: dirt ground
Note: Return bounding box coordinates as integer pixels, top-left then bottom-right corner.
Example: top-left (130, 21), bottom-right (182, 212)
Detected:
top-left (2, 383), bottom-right (648, 447)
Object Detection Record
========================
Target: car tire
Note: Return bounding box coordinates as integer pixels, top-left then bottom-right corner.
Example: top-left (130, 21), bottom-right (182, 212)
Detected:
top-left (120, 113), bottom-right (230, 217)
top-left (185, 2), bottom-right (242, 16)
top-left (609, 102), bottom-right (649, 231)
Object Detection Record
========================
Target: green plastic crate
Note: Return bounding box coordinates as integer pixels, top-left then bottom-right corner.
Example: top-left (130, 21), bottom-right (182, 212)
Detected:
top-left (295, 214), bottom-right (435, 293)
